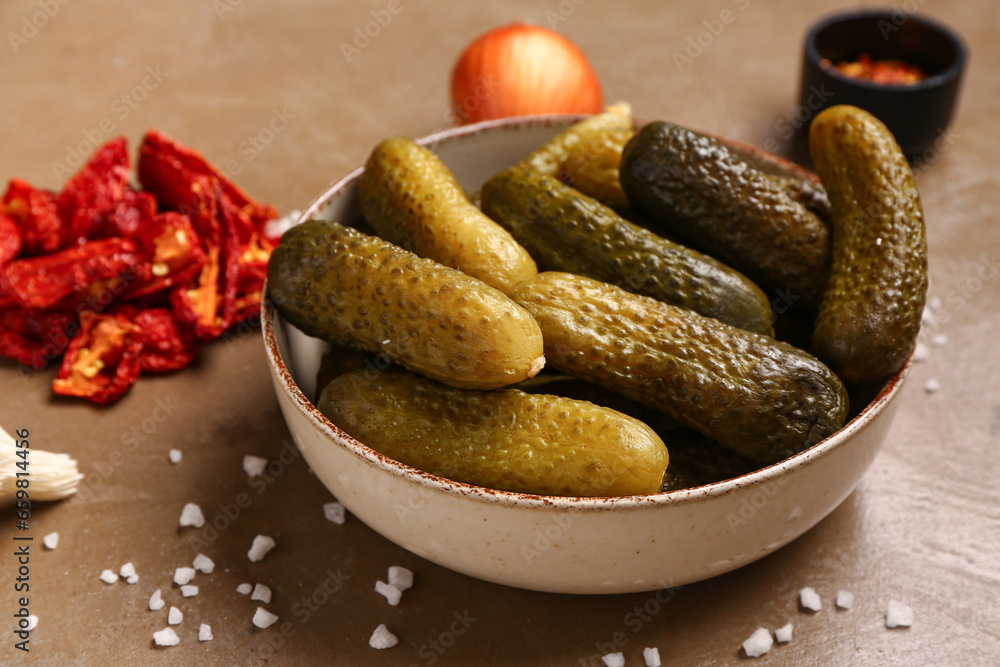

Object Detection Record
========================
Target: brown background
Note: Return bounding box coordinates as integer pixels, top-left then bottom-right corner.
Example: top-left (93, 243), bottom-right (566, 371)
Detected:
top-left (1, 0), bottom-right (998, 665)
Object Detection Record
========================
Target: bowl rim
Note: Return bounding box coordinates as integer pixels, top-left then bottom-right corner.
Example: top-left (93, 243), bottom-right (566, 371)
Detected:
top-left (269, 113), bottom-right (914, 511)
top-left (804, 8), bottom-right (968, 92)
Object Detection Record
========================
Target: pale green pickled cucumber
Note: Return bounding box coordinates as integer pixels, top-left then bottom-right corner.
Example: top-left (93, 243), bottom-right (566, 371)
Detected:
top-left (267, 220), bottom-right (545, 390)
top-left (360, 137), bottom-right (537, 295)
top-left (318, 368), bottom-right (670, 497)
top-left (511, 272), bottom-right (848, 464)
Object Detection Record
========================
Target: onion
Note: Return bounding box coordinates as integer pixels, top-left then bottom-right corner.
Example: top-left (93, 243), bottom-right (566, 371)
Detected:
top-left (450, 22), bottom-right (603, 125)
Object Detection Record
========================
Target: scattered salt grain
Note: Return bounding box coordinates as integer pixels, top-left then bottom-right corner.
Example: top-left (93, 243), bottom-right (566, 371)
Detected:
top-left (375, 580), bottom-right (401, 606)
top-left (153, 627), bottom-right (180, 647)
top-left (387, 565), bottom-right (413, 592)
top-left (127, 575), bottom-right (139, 584)
top-left (168, 449), bottom-right (182, 464)
top-left (199, 623), bottom-right (213, 641)
top-left (181, 585), bottom-right (199, 598)
top-left (100, 569), bottom-right (118, 584)
top-left (120, 562), bottom-right (136, 580)
top-left (193, 553), bottom-right (215, 574)
top-left (886, 599), bottom-right (914, 628)
top-left (174, 567), bottom-right (196, 585)
top-left (643, 647), bottom-right (661, 667)
top-left (26, 615), bottom-right (38, 632)
top-left (251, 583), bottom-right (272, 604)
top-left (237, 583), bottom-right (252, 595)
top-left (368, 624), bottom-right (398, 649)
top-left (913, 342), bottom-right (929, 362)
top-left (742, 627), bottom-right (773, 658)
top-left (248, 535), bottom-right (276, 562)
top-left (925, 378), bottom-right (941, 393)
top-left (602, 652), bottom-right (625, 667)
top-left (149, 589), bottom-right (165, 611)
top-left (43, 532), bottom-right (59, 550)
top-left (243, 455), bottom-right (268, 477)
top-left (252, 607), bottom-right (279, 629)
top-left (323, 501), bottom-right (346, 525)
top-left (799, 586), bottom-right (822, 612)
top-left (168, 606), bottom-right (183, 625)
top-left (928, 296), bottom-right (941, 311)
top-left (774, 623), bottom-right (793, 643)
top-left (179, 503), bottom-right (205, 528)
top-left (931, 333), bottom-right (948, 348)
top-left (836, 590), bottom-right (855, 610)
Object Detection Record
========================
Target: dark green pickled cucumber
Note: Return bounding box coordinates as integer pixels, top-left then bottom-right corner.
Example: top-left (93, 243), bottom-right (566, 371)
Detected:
top-left (511, 272), bottom-right (849, 464)
top-left (482, 164), bottom-right (774, 335)
top-left (809, 105), bottom-right (927, 386)
top-left (267, 220), bottom-right (545, 390)
top-left (620, 121), bottom-right (832, 306)
top-left (659, 429), bottom-right (758, 492)
top-left (319, 368), bottom-right (670, 497)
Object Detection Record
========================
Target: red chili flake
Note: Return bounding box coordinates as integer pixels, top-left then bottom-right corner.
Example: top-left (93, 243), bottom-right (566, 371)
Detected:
top-left (56, 136), bottom-right (130, 246)
top-left (0, 214), bottom-right (22, 268)
top-left (822, 53), bottom-right (927, 85)
top-left (1, 179), bottom-right (62, 255)
top-left (52, 310), bottom-right (142, 405)
top-left (0, 308), bottom-right (78, 371)
top-left (133, 307), bottom-right (199, 373)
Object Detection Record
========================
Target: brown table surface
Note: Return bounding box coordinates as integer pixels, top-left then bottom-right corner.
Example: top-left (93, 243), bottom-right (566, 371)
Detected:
top-left (2, 0), bottom-right (998, 665)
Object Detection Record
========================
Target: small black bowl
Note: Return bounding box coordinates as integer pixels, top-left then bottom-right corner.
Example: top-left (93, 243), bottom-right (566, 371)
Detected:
top-left (799, 9), bottom-right (967, 160)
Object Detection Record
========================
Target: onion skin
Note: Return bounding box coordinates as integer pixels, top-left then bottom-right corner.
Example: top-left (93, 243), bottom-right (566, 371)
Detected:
top-left (450, 22), bottom-right (603, 125)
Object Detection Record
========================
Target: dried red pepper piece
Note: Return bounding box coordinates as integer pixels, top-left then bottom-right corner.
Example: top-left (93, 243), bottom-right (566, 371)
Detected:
top-left (0, 214), bottom-right (22, 268)
top-left (1, 179), bottom-right (62, 255)
top-left (56, 136), bottom-right (130, 246)
top-left (52, 310), bottom-right (142, 405)
top-left (133, 307), bottom-right (199, 373)
top-left (0, 308), bottom-right (77, 371)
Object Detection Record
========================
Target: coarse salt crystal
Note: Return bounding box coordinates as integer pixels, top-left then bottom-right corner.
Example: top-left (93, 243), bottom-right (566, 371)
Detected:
top-left (181, 585), bottom-right (199, 597)
top-left (43, 532), bottom-right (59, 550)
top-left (323, 501), bottom-right (346, 525)
top-left (168, 449), bottom-right (182, 464)
top-left (252, 607), bottom-right (279, 629)
top-left (931, 333), bottom-right (948, 348)
top-left (929, 296), bottom-right (941, 311)
top-left (120, 562), bottom-right (136, 579)
top-left (153, 627), bottom-right (180, 647)
top-left (775, 623), bottom-right (793, 643)
top-left (913, 342), bottom-right (929, 362)
top-left (174, 567), bottom-right (196, 585)
top-left (193, 553), bottom-right (215, 574)
top-left (127, 575), bottom-right (139, 584)
top-left (602, 652), bottom-right (625, 667)
top-left (643, 647), bottom-right (661, 667)
top-left (886, 599), bottom-right (913, 628)
top-left (149, 589), bottom-right (165, 611)
top-left (368, 624), bottom-right (398, 649)
top-left (243, 455), bottom-right (268, 477)
top-left (168, 607), bottom-right (183, 625)
top-left (199, 623), bottom-right (213, 641)
top-left (925, 378), bottom-right (941, 393)
top-left (251, 583), bottom-right (272, 603)
top-left (179, 503), bottom-right (205, 528)
top-left (375, 581), bottom-right (401, 606)
top-left (837, 590), bottom-right (855, 610)
top-left (388, 566), bottom-right (413, 592)
top-left (800, 586), bottom-right (822, 612)
top-left (742, 627), bottom-right (773, 658)
top-left (248, 535), bottom-right (276, 563)
top-left (100, 569), bottom-right (118, 584)
top-left (26, 615), bottom-right (38, 632)
top-left (237, 583), bottom-right (252, 595)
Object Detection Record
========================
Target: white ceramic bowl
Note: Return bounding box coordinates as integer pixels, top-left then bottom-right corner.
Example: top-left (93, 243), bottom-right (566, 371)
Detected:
top-left (262, 115), bottom-right (912, 594)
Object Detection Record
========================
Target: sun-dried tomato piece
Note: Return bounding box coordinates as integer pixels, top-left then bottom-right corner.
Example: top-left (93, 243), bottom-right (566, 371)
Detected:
top-left (56, 137), bottom-right (130, 246)
top-left (0, 214), bottom-right (22, 268)
top-left (0, 308), bottom-right (77, 371)
top-left (125, 211), bottom-right (206, 300)
top-left (133, 307), bottom-right (199, 373)
top-left (0, 237), bottom-right (139, 310)
top-left (52, 310), bottom-right (141, 404)
top-left (1, 179), bottom-right (62, 255)
top-left (102, 187), bottom-right (157, 239)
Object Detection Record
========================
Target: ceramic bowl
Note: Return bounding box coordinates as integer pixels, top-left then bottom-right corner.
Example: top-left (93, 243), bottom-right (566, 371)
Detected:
top-left (262, 115), bottom-right (912, 594)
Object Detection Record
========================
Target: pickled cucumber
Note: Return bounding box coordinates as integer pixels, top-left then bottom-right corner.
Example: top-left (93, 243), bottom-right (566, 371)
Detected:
top-left (481, 164), bottom-right (774, 335)
top-left (318, 368), bottom-right (670, 497)
top-left (620, 121), bottom-right (832, 306)
top-left (267, 220), bottom-right (545, 390)
top-left (360, 137), bottom-right (537, 295)
top-left (809, 105), bottom-right (927, 386)
top-left (511, 272), bottom-right (848, 464)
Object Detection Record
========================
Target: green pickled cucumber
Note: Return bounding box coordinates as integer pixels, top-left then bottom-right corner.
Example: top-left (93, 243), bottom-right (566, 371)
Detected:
top-left (620, 121), bottom-right (832, 306)
top-left (481, 164), bottom-right (774, 335)
top-left (318, 368), bottom-right (670, 497)
top-left (267, 220), bottom-right (545, 390)
top-left (809, 105), bottom-right (927, 386)
top-left (511, 272), bottom-right (848, 464)
top-left (359, 137), bottom-right (537, 295)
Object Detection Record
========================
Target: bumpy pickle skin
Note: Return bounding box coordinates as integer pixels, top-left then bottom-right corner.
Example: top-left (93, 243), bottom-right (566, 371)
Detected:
top-left (511, 272), bottom-right (848, 464)
top-left (359, 137), bottom-right (536, 296)
top-left (481, 164), bottom-right (774, 335)
top-left (809, 105), bottom-right (927, 386)
top-left (319, 368), bottom-right (670, 497)
top-left (266, 220), bottom-right (545, 390)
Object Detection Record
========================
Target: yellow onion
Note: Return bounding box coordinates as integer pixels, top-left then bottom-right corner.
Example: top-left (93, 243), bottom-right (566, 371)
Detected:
top-left (450, 22), bottom-right (604, 125)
